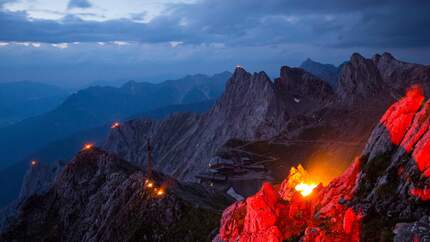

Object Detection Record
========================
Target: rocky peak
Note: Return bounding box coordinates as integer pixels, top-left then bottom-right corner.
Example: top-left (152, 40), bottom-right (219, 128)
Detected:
top-left (299, 58), bottom-right (339, 87)
top-left (275, 65), bottom-right (334, 101)
top-left (214, 67), bottom-right (278, 117)
top-left (372, 52), bottom-right (430, 97)
top-left (336, 52), bottom-right (387, 107)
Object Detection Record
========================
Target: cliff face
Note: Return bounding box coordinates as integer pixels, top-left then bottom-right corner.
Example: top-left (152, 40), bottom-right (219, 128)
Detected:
top-left (336, 53), bottom-right (388, 107)
top-left (215, 86), bottom-right (430, 241)
top-left (0, 148), bottom-right (226, 242)
top-left (104, 67), bottom-right (328, 181)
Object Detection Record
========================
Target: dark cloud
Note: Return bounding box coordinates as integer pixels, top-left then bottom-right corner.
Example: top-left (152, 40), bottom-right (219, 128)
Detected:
top-left (0, 0), bottom-right (428, 49)
top-left (67, 0), bottom-right (92, 9)
top-left (0, 0), bottom-right (429, 87)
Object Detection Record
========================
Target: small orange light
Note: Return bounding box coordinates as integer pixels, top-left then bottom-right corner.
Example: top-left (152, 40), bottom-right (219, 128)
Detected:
top-left (146, 182), bottom-right (154, 188)
top-left (82, 143), bottom-right (93, 150)
top-left (31, 160), bottom-right (37, 166)
top-left (157, 189), bottom-right (164, 196)
top-left (111, 122), bottom-right (120, 129)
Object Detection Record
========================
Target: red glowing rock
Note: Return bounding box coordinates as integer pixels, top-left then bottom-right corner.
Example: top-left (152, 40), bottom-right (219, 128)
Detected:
top-left (217, 159), bottom-right (363, 242)
top-left (412, 130), bottom-right (430, 178)
top-left (410, 186), bottom-right (430, 201)
top-left (242, 183), bottom-right (278, 233)
top-left (401, 100), bottom-right (430, 153)
top-left (380, 85), bottom-right (424, 145)
top-left (219, 200), bottom-right (246, 241)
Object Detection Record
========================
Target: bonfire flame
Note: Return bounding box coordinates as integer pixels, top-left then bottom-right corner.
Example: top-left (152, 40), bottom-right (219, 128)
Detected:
top-left (82, 143), bottom-right (93, 150)
top-left (144, 179), bottom-right (166, 198)
top-left (279, 164), bottom-right (320, 200)
top-left (295, 182), bottom-right (317, 197)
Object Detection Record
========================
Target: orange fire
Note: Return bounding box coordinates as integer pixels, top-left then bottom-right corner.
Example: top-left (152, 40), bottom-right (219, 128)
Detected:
top-left (82, 143), bottom-right (93, 150)
top-left (145, 179), bottom-right (154, 188)
top-left (111, 122), bottom-right (120, 129)
top-left (279, 164), bottom-right (321, 200)
top-left (156, 189), bottom-right (165, 196)
top-left (295, 182), bottom-right (317, 197)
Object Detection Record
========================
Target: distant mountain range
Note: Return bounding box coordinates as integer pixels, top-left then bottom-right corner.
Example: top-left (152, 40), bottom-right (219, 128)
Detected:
top-left (0, 71), bottom-right (231, 170)
top-left (0, 81), bottom-right (68, 127)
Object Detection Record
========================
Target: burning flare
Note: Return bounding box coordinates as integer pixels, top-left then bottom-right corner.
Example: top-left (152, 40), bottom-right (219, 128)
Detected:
top-left (82, 143), bottom-right (93, 150)
top-left (156, 189), bottom-right (165, 196)
top-left (111, 122), bottom-right (120, 129)
top-left (295, 182), bottom-right (317, 197)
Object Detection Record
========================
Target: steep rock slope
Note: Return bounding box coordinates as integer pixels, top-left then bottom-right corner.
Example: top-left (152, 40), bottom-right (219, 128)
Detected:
top-left (0, 148), bottom-right (226, 242)
top-left (336, 53), bottom-right (388, 107)
top-left (215, 86), bottom-right (430, 241)
top-left (104, 67), bottom-right (332, 181)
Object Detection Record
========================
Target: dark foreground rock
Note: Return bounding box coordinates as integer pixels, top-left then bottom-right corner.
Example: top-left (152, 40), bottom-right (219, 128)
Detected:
top-left (0, 148), bottom-right (228, 242)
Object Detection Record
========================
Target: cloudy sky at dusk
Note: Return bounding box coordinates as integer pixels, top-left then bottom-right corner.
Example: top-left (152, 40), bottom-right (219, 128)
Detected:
top-left (0, 0), bottom-right (429, 88)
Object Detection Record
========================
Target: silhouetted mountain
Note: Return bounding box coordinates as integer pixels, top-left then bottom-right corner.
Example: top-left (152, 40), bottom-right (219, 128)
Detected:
top-left (300, 58), bottom-right (339, 87)
top-left (0, 100), bottom-right (216, 208)
top-left (0, 81), bottom-right (68, 127)
top-left (0, 72), bottom-right (230, 170)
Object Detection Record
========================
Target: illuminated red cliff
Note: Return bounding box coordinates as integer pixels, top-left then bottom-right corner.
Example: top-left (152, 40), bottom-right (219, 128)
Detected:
top-left (215, 86), bottom-right (430, 241)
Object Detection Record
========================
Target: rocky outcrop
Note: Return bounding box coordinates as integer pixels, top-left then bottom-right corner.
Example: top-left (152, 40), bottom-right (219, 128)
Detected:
top-left (275, 66), bottom-right (334, 113)
top-left (352, 86), bottom-right (430, 240)
top-left (0, 148), bottom-right (225, 242)
top-left (216, 85), bottom-right (430, 241)
top-left (373, 52), bottom-right (430, 96)
top-left (336, 53), bottom-right (388, 107)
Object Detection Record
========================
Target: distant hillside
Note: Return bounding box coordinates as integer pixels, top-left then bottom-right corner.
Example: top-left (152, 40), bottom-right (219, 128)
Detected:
top-left (300, 58), bottom-right (339, 87)
top-left (0, 72), bottom-right (230, 170)
top-left (0, 81), bottom-right (68, 127)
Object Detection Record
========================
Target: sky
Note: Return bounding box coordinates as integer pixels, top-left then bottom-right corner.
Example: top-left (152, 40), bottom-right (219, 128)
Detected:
top-left (0, 0), bottom-right (429, 88)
